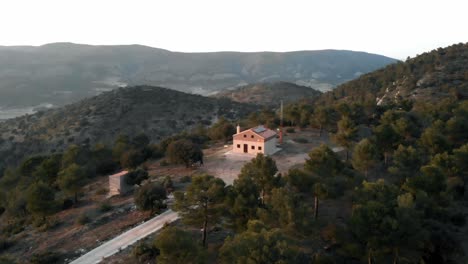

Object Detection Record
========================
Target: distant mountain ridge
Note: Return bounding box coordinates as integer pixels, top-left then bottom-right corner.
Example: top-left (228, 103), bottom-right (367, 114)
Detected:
top-left (214, 81), bottom-right (321, 106)
top-left (0, 43), bottom-right (397, 109)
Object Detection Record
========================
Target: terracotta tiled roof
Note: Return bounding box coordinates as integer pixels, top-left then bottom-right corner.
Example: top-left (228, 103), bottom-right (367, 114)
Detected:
top-left (251, 125), bottom-right (277, 139)
top-left (109, 170), bottom-right (129, 178)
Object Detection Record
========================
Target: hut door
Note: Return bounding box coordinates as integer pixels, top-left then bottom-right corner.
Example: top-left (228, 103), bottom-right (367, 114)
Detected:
top-left (243, 144), bottom-right (248, 153)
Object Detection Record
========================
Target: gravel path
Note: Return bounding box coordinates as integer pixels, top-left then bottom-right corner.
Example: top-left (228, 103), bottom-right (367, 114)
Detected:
top-left (69, 210), bottom-right (179, 264)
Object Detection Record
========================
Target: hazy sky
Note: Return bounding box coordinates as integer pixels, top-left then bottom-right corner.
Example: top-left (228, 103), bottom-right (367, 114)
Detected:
top-left (0, 0), bottom-right (467, 59)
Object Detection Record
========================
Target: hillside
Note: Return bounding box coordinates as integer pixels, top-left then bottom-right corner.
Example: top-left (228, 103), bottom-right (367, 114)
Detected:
top-left (320, 43), bottom-right (468, 105)
top-left (0, 43), bottom-right (396, 112)
top-left (1, 44), bottom-right (467, 264)
top-left (213, 81), bottom-right (321, 106)
top-left (0, 86), bottom-right (254, 167)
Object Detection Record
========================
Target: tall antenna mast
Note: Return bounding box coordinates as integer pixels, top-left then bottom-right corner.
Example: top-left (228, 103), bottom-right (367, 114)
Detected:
top-left (280, 100), bottom-right (283, 127)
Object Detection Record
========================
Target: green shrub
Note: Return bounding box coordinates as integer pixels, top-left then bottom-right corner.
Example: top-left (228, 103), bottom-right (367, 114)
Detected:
top-left (337, 242), bottom-right (364, 260)
top-left (321, 224), bottom-right (337, 243)
top-left (0, 256), bottom-right (16, 264)
top-left (163, 176), bottom-right (174, 192)
top-left (76, 214), bottom-right (90, 225)
top-left (149, 145), bottom-right (164, 159)
top-left (95, 188), bottom-right (108, 195)
top-left (134, 182), bottom-right (167, 214)
top-left (160, 160), bottom-right (169, 167)
top-left (132, 241), bottom-right (159, 262)
top-left (62, 198), bottom-right (74, 210)
top-left (125, 168), bottom-right (149, 186)
top-left (179, 175), bottom-right (191, 183)
top-left (313, 254), bottom-right (335, 264)
top-left (99, 202), bottom-right (113, 212)
top-left (2, 220), bottom-right (25, 236)
top-left (33, 218), bottom-right (60, 232)
top-left (450, 211), bottom-right (466, 227)
top-left (29, 251), bottom-right (61, 264)
top-left (293, 138), bottom-right (308, 143)
top-left (325, 176), bottom-right (347, 198)
top-left (286, 127), bottom-right (295, 133)
top-left (32, 218), bottom-right (47, 228)
top-left (0, 237), bottom-right (14, 253)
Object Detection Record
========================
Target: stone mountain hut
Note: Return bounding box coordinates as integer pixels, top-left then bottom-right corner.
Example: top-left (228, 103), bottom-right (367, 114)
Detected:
top-left (232, 125), bottom-right (277, 155)
top-left (109, 170), bottom-right (132, 196)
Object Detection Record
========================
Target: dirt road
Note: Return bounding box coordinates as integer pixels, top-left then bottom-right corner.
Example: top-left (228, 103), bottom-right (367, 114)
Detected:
top-left (69, 210), bottom-right (179, 264)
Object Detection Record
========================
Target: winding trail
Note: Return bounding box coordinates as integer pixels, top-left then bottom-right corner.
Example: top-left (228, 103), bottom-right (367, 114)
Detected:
top-left (70, 210), bottom-right (179, 264)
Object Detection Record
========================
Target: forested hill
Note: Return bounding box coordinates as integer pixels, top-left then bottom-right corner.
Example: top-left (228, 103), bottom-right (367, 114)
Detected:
top-left (0, 86), bottom-right (255, 167)
top-left (320, 43), bottom-right (468, 105)
top-left (0, 43), bottom-right (396, 108)
top-left (213, 81), bottom-right (321, 106)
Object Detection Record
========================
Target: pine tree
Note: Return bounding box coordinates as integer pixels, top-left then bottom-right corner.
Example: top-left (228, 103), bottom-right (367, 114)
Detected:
top-left (57, 163), bottom-right (85, 203)
top-left (333, 116), bottom-right (357, 161)
top-left (173, 174), bottom-right (226, 246)
top-left (352, 138), bottom-right (378, 178)
top-left (26, 181), bottom-right (56, 221)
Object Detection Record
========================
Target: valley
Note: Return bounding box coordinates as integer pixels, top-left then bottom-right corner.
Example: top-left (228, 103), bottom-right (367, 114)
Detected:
top-left (213, 81), bottom-right (322, 106)
top-left (0, 43), bottom-right (467, 264)
top-left (0, 104), bottom-right (55, 122)
top-left (0, 43), bottom-right (397, 113)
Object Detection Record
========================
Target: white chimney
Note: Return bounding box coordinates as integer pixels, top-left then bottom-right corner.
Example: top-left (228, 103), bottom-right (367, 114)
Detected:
top-left (236, 124), bottom-right (240, 134)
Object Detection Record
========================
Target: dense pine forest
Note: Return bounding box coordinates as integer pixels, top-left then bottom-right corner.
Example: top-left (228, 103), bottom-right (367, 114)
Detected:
top-left (0, 43), bottom-right (467, 263)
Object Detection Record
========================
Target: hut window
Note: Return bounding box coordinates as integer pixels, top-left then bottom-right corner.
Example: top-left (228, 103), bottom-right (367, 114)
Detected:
top-left (244, 135), bottom-right (247, 138)
top-left (251, 135), bottom-right (254, 138)
top-left (258, 146), bottom-right (262, 150)
top-left (251, 145), bottom-right (255, 150)
top-left (237, 144), bottom-right (240, 148)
